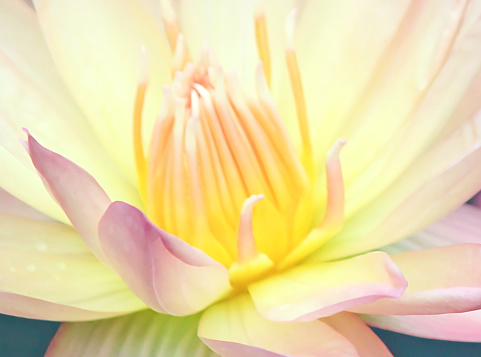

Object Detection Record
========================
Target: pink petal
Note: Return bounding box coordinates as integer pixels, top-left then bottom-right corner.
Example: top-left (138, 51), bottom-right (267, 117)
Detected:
top-left (0, 292), bottom-right (119, 321)
top-left (27, 133), bottom-right (111, 265)
top-left (472, 192), bottom-right (481, 208)
top-left (249, 251), bottom-right (407, 322)
top-left (361, 309), bottom-right (481, 342)
top-left (98, 201), bottom-right (231, 315)
top-left (46, 310), bottom-right (216, 356)
top-left (383, 204), bottom-right (481, 254)
top-left (351, 244), bottom-right (481, 315)
top-left (199, 294), bottom-right (359, 357)
top-left (322, 312), bottom-right (393, 357)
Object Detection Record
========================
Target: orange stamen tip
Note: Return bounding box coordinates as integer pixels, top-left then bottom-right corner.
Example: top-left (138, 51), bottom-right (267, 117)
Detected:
top-left (253, 0), bottom-right (267, 18)
top-left (254, 9), bottom-right (271, 86)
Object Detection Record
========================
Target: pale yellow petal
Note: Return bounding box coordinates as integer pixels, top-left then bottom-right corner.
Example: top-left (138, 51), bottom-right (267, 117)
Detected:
top-left (34, 0), bottom-right (172, 183)
top-left (0, 0), bottom-right (143, 219)
top-left (0, 212), bottom-right (145, 316)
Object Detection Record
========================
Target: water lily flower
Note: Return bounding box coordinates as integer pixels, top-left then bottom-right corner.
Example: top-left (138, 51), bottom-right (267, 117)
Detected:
top-left (2, 0), bottom-right (481, 355)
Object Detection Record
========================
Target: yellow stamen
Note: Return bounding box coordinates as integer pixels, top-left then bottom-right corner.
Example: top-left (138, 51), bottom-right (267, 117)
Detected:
top-left (172, 34), bottom-right (189, 74)
top-left (279, 139), bottom-right (346, 270)
top-left (147, 87), bottom-right (174, 223)
top-left (185, 92), bottom-right (204, 226)
top-left (254, 10), bottom-right (271, 87)
top-left (133, 45), bottom-right (148, 203)
top-left (160, 0), bottom-right (180, 52)
top-left (285, 10), bottom-right (313, 177)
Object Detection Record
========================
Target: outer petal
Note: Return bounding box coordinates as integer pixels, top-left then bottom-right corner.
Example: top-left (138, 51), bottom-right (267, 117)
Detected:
top-left (249, 251), bottom-right (406, 322)
top-left (0, 212), bottom-right (145, 320)
top-left (0, 0), bottom-right (140, 221)
top-left (199, 295), bottom-right (359, 357)
top-left (0, 292), bottom-right (120, 322)
top-left (27, 134), bottom-right (111, 265)
top-left (322, 312), bottom-right (393, 357)
top-left (382, 204), bottom-right (481, 254)
top-left (361, 310), bottom-right (481, 342)
top-left (33, 0), bottom-right (172, 182)
top-left (351, 244), bottom-right (481, 315)
top-left (46, 310), bottom-right (217, 357)
top-left (98, 201), bottom-right (231, 316)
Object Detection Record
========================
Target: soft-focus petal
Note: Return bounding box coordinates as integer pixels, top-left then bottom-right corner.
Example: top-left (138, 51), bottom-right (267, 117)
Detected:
top-left (0, 212), bottom-right (145, 320)
top-left (98, 201), bottom-right (231, 316)
top-left (27, 134), bottom-right (111, 265)
top-left (322, 312), bottom-right (393, 357)
top-left (383, 204), bottom-right (481, 254)
top-left (46, 310), bottom-right (217, 357)
top-left (0, 0), bottom-right (140, 221)
top-left (352, 244), bottom-right (481, 315)
top-left (199, 295), bottom-right (359, 357)
top-left (33, 0), bottom-right (172, 182)
top-left (249, 251), bottom-right (406, 322)
top-left (361, 310), bottom-right (481, 342)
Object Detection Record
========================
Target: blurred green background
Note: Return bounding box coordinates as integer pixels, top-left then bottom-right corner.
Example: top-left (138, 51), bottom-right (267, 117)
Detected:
top-left (1, 313), bottom-right (480, 356)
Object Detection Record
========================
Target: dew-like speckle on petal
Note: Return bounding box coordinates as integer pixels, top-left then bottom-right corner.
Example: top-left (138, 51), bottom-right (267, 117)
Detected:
top-left (57, 261), bottom-right (67, 270)
top-left (35, 242), bottom-right (48, 252)
top-left (26, 264), bottom-right (36, 272)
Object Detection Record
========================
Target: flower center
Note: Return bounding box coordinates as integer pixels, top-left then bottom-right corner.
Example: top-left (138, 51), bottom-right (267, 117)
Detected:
top-left (132, 5), bottom-right (347, 287)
